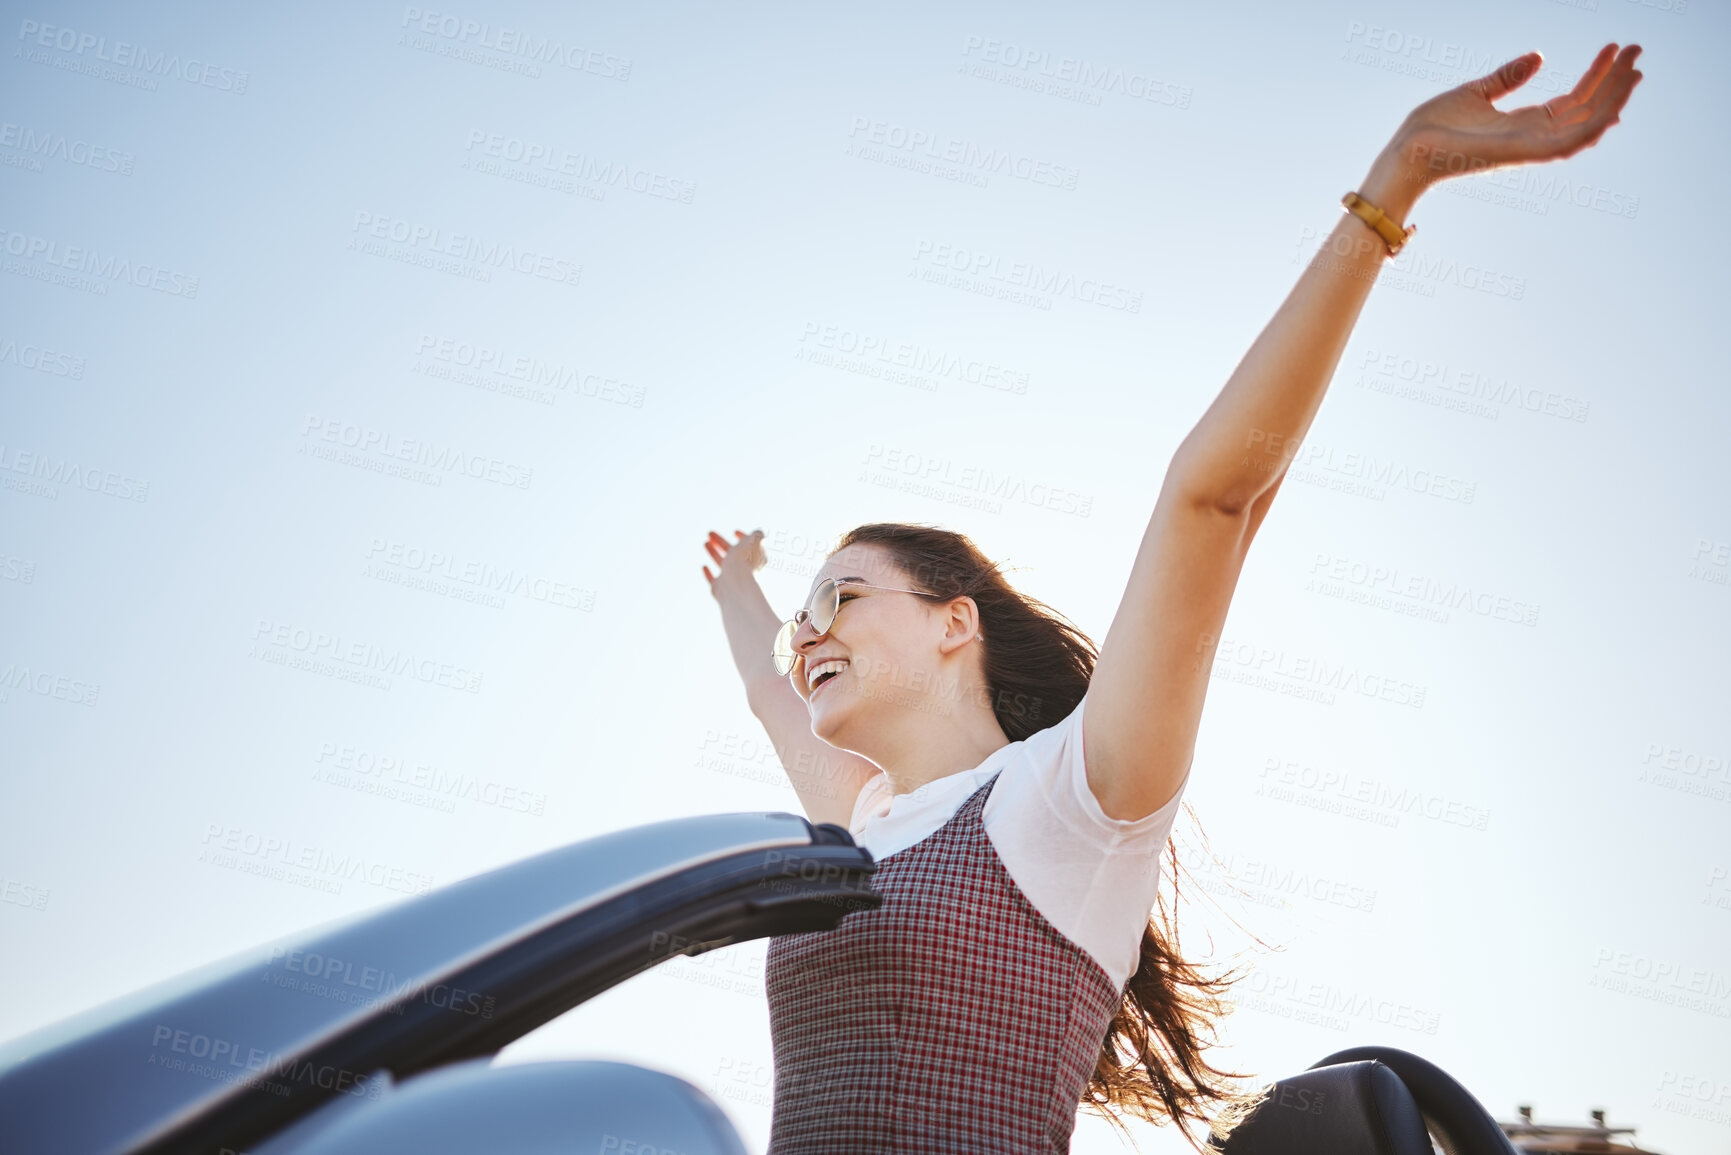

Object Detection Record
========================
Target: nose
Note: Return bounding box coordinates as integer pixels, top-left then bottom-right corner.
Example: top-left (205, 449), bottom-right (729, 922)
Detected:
top-left (791, 612), bottom-right (825, 655)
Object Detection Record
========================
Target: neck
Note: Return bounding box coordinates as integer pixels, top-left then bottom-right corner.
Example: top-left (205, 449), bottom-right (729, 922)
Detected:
top-left (868, 696), bottom-right (1011, 796)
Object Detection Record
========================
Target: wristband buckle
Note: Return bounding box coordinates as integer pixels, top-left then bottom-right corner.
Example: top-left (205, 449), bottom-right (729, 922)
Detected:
top-left (1342, 191), bottom-right (1416, 257)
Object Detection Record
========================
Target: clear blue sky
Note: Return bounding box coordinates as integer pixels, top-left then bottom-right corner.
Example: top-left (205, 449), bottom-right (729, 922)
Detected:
top-left (2, 2), bottom-right (1726, 1151)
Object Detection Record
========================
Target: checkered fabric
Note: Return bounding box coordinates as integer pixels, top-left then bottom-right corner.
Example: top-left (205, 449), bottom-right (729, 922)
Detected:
top-left (764, 770), bottom-right (1123, 1154)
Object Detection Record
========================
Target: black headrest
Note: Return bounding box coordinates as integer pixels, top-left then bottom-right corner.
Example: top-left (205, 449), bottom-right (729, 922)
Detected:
top-left (1309, 1046), bottom-right (1519, 1155)
top-left (1210, 1059), bottom-right (1433, 1155)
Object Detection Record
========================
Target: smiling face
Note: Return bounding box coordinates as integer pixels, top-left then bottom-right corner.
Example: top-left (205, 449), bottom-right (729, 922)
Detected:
top-left (787, 543), bottom-right (977, 752)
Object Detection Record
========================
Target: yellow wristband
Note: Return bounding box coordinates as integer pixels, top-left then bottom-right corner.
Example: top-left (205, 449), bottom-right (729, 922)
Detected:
top-left (1342, 191), bottom-right (1416, 258)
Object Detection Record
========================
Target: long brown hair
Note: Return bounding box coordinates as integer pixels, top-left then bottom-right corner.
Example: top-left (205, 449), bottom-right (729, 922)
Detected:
top-left (832, 521), bottom-right (1260, 1149)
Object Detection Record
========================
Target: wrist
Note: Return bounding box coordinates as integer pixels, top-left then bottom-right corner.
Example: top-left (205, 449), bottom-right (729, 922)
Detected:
top-left (1356, 132), bottom-right (1434, 225)
top-left (711, 569), bottom-right (767, 613)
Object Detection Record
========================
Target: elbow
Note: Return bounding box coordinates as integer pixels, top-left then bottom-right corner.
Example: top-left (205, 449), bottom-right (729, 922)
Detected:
top-left (1171, 476), bottom-right (1264, 520)
top-left (1212, 478), bottom-right (1284, 533)
top-left (1205, 484), bottom-right (1262, 519)
top-left (1165, 443), bottom-right (1270, 519)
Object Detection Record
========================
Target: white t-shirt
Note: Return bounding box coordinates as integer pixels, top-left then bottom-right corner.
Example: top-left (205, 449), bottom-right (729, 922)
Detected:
top-left (847, 690), bottom-right (1188, 993)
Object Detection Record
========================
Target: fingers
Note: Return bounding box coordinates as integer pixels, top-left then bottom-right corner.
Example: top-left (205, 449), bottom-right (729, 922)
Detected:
top-left (1598, 43), bottom-right (1644, 116)
top-left (1467, 51), bottom-right (1542, 101)
top-left (705, 528), bottom-right (764, 566)
top-left (1554, 44), bottom-right (1642, 153)
top-left (1545, 43), bottom-right (1628, 121)
top-left (1548, 43), bottom-right (1620, 116)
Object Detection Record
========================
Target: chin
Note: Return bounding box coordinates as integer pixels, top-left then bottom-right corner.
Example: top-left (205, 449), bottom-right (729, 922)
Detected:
top-left (807, 682), bottom-right (862, 745)
top-left (807, 695), bottom-right (841, 743)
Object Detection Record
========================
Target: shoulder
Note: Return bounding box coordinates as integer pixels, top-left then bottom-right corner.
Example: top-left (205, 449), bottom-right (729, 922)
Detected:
top-left (987, 691), bottom-right (1190, 845)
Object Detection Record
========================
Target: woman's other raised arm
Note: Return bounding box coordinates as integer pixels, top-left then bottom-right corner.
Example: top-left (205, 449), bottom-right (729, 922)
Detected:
top-left (704, 529), bottom-right (883, 827)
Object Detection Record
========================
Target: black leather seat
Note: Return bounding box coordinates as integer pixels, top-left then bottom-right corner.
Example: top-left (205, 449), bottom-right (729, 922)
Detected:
top-left (1211, 1045), bottom-right (1520, 1155)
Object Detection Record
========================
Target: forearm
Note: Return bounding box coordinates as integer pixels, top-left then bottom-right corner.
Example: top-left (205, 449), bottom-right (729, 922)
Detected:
top-left (710, 574), bottom-right (880, 825)
top-left (1170, 139), bottom-right (1431, 514)
top-left (712, 575), bottom-right (787, 705)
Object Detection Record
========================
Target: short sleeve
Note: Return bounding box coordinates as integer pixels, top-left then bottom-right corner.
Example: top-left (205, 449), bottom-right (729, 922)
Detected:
top-left (981, 691), bottom-right (1190, 991)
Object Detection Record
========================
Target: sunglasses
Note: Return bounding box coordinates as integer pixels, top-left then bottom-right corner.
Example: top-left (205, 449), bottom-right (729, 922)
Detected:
top-left (771, 577), bottom-right (932, 677)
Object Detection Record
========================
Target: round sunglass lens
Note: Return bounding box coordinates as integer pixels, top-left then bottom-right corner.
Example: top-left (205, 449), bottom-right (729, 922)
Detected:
top-left (810, 578), bottom-right (841, 634)
top-left (772, 620), bottom-right (798, 675)
top-left (771, 580), bottom-right (844, 676)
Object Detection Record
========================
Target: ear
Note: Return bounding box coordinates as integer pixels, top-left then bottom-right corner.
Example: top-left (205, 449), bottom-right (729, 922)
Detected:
top-left (934, 596), bottom-right (983, 657)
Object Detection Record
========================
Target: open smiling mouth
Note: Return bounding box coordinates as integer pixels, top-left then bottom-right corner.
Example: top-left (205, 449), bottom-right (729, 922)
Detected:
top-left (808, 660), bottom-right (848, 696)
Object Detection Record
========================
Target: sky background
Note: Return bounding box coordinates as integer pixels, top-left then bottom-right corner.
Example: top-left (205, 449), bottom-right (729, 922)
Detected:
top-left (1, 1), bottom-right (1727, 1152)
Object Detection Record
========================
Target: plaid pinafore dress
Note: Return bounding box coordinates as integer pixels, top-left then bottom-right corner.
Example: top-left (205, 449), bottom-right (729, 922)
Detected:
top-left (763, 770), bottom-right (1123, 1154)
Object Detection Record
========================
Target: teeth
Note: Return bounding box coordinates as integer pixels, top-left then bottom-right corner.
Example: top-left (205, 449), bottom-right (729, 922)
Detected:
top-left (807, 659), bottom-right (848, 692)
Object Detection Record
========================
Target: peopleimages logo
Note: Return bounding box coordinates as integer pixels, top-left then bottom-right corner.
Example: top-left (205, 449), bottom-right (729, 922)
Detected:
top-left (1355, 346), bottom-right (1590, 423)
top-left (0, 443), bottom-right (149, 502)
top-left (414, 335), bottom-right (646, 408)
top-left (0, 336), bottom-right (86, 378)
top-left (0, 661), bottom-right (100, 707)
top-left (1341, 21), bottom-right (1582, 96)
top-left (1198, 631), bottom-right (1427, 709)
top-left (263, 946), bottom-right (498, 1018)
top-left (1258, 757), bottom-right (1491, 831)
top-left (201, 823), bottom-right (436, 895)
top-left (463, 131), bottom-right (693, 203)
top-left (1295, 226), bottom-right (1525, 301)
top-left (399, 8), bottom-right (632, 80)
top-left (350, 211), bottom-right (581, 287)
top-left (910, 239), bottom-right (1143, 313)
top-left (300, 415), bottom-right (534, 490)
top-left (0, 876), bottom-right (50, 911)
top-left (798, 321), bottom-right (1030, 395)
top-left (0, 226), bottom-right (199, 297)
top-left (15, 19), bottom-right (250, 93)
top-left (1308, 551), bottom-right (1539, 627)
top-left (148, 1025), bottom-right (384, 1101)
top-left (862, 443), bottom-right (1094, 517)
top-left (0, 120), bottom-right (134, 174)
top-left (846, 116), bottom-right (1080, 190)
top-left (365, 537), bottom-right (596, 612)
top-left (314, 740), bottom-right (549, 816)
top-left (1245, 429), bottom-right (1477, 505)
top-left (958, 36), bottom-right (1193, 108)
top-left (250, 617), bottom-right (484, 695)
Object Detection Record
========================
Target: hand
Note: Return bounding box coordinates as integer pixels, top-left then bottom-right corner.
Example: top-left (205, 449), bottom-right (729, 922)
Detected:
top-left (702, 528), bottom-right (767, 600)
top-left (1386, 43), bottom-right (1644, 196)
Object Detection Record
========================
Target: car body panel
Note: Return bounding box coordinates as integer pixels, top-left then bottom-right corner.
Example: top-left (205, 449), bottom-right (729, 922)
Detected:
top-left (0, 812), bottom-right (877, 1155)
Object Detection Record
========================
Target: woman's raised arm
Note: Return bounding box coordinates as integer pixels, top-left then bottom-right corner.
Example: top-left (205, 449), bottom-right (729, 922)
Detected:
top-left (1083, 45), bottom-right (1644, 822)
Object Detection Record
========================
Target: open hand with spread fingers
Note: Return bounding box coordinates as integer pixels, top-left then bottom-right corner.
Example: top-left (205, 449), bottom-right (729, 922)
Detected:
top-left (702, 528), bottom-right (767, 601)
top-left (1390, 43), bottom-right (1643, 190)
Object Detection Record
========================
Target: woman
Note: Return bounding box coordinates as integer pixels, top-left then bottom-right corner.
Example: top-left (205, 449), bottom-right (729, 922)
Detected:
top-left (702, 44), bottom-right (1643, 1154)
